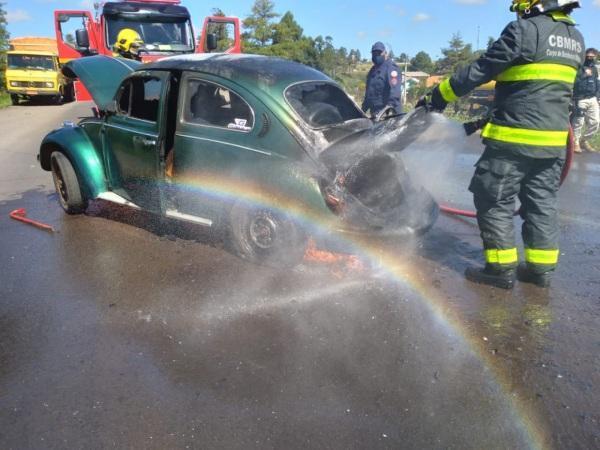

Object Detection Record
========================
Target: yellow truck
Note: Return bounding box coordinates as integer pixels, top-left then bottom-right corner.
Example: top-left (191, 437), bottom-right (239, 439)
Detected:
top-left (5, 37), bottom-right (73, 105)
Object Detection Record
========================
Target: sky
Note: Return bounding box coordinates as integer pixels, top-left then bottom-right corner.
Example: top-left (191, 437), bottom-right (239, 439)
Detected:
top-left (4, 0), bottom-right (600, 60)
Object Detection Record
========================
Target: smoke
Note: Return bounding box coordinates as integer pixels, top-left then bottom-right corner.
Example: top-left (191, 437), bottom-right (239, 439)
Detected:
top-left (401, 113), bottom-right (483, 204)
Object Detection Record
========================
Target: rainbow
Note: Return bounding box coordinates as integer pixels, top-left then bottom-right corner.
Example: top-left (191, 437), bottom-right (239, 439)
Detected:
top-left (170, 173), bottom-right (549, 449)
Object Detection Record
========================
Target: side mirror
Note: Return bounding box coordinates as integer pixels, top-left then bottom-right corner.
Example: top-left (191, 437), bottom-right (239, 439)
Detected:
top-left (104, 100), bottom-right (117, 116)
top-left (75, 29), bottom-right (90, 49)
top-left (206, 33), bottom-right (218, 52)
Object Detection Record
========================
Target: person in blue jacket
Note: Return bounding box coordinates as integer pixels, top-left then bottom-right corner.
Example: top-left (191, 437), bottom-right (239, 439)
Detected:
top-left (362, 42), bottom-right (403, 117)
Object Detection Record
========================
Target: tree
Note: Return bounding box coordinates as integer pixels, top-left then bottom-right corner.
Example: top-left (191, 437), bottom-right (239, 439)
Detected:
top-left (436, 32), bottom-right (474, 74)
top-left (410, 51), bottom-right (434, 74)
top-left (0, 3), bottom-right (9, 90)
top-left (243, 0), bottom-right (279, 47)
top-left (272, 11), bottom-right (302, 44)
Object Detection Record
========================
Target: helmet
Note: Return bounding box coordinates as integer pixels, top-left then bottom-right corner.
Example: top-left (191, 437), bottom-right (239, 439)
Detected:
top-left (510, 0), bottom-right (580, 15)
top-left (114, 28), bottom-right (144, 55)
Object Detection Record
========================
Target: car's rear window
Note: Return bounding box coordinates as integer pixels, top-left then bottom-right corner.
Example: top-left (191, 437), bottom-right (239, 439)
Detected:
top-left (285, 82), bottom-right (364, 128)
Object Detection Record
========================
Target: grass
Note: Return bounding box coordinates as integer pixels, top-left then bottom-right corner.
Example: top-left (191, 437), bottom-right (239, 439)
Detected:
top-left (0, 91), bottom-right (12, 108)
top-left (589, 129), bottom-right (600, 149)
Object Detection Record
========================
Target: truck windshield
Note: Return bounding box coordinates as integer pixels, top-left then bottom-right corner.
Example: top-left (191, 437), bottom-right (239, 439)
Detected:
top-left (7, 55), bottom-right (55, 71)
top-left (106, 18), bottom-right (194, 52)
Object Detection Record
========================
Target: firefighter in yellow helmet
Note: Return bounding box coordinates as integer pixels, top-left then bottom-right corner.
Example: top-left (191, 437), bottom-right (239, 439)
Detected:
top-left (113, 28), bottom-right (144, 60)
top-left (418, 0), bottom-right (584, 289)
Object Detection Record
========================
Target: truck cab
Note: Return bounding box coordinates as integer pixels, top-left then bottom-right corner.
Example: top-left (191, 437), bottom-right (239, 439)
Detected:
top-left (5, 37), bottom-right (72, 105)
top-left (54, 0), bottom-right (240, 64)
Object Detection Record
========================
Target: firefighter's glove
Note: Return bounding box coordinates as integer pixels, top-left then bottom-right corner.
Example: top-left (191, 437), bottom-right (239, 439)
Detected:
top-left (416, 86), bottom-right (447, 113)
top-left (463, 118), bottom-right (489, 136)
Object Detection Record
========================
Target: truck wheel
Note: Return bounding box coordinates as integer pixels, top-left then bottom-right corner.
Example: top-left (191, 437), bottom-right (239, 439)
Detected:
top-left (50, 152), bottom-right (87, 214)
top-left (229, 201), bottom-right (307, 267)
top-left (10, 94), bottom-right (19, 105)
top-left (64, 84), bottom-right (75, 103)
top-left (54, 91), bottom-right (64, 105)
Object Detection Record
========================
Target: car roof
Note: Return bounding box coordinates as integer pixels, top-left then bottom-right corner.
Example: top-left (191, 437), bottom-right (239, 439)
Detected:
top-left (144, 53), bottom-right (332, 95)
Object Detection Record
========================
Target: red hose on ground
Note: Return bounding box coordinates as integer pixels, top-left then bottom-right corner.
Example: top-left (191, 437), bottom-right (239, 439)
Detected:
top-left (440, 127), bottom-right (574, 219)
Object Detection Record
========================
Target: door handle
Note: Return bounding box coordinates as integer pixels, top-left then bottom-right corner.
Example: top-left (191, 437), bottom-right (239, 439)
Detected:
top-left (133, 135), bottom-right (157, 146)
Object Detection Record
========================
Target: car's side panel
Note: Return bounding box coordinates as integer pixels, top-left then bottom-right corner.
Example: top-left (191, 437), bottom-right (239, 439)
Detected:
top-left (170, 72), bottom-right (332, 225)
top-left (39, 125), bottom-right (107, 200)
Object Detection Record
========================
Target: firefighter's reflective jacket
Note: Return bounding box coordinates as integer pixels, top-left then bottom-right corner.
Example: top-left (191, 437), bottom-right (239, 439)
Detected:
top-left (439, 11), bottom-right (585, 158)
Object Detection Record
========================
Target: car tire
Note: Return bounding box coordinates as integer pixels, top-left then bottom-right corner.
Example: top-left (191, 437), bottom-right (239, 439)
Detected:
top-left (64, 83), bottom-right (75, 103)
top-left (10, 94), bottom-right (19, 105)
top-left (229, 201), bottom-right (307, 267)
top-left (50, 152), bottom-right (87, 214)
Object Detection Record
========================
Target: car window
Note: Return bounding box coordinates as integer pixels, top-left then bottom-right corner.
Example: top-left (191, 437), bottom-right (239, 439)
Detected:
top-left (117, 81), bottom-right (131, 115)
top-left (184, 79), bottom-right (254, 132)
top-left (285, 82), bottom-right (363, 128)
top-left (116, 76), bottom-right (161, 122)
top-left (131, 77), bottom-right (162, 122)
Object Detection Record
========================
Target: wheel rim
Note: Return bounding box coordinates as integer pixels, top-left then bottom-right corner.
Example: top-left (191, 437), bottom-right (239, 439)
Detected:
top-left (51, 158), bottom-right (69, 205)
top-left (249, 211), bottom-right (279, 249)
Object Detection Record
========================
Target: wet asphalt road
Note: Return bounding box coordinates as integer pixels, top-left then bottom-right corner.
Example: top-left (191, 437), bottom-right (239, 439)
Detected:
top-left (0, 102), bottom-right (598, 449)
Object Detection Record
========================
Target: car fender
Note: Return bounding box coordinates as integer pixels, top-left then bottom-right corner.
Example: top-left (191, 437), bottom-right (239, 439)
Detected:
top-left (39, 126), bottom-right (107, 200)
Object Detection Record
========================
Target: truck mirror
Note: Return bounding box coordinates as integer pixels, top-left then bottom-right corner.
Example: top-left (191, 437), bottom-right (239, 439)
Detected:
top-left (75, 29), bottom-right (90, 49)
top-left (206, 33), bottom-right (218, 52)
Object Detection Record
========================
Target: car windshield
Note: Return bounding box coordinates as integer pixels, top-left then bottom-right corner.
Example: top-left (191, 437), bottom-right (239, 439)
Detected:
top-left (285, 82), bottom-right (364, 128)
top-left (7, 54), bottom-right (54, 71)
top-left (106, 18), bottom-right (194, 51)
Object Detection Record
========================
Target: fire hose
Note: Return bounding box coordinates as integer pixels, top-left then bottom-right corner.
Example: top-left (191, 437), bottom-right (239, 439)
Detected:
top-left (439, 124), bottom-right (575, 219)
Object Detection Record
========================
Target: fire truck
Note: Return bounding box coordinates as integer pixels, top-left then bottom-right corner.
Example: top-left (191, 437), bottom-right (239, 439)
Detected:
top-left (54, 0), bottom-right (241, 100)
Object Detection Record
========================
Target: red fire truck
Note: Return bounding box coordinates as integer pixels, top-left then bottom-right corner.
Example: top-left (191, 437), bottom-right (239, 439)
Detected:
top-left (54, 0), bottom-right (241, 100)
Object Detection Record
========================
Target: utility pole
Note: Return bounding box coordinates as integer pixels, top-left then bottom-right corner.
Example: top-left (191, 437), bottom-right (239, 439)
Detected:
top-left (402, 54), bottom-right (409, 107)
top-left (476, 26), bottom-right (480, 51)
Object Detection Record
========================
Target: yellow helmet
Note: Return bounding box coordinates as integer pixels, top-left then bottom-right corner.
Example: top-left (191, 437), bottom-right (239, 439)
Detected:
top-left (510, 0), bottom-right (580, 15)
top-left (114, 28), bottom-right (143, 54)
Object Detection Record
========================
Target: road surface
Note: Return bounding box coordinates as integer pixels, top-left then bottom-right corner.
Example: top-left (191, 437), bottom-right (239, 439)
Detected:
top-left (0, 102), bottom-right (598, 449)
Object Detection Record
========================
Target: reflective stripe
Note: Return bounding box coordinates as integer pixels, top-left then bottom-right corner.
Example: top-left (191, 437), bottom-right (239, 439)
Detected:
top-left (439, 79), bottom-right (458, 103)
top-left (485, 248), bottom-right (518, 265)
top-left (496, 63), bottom-right (577, 84)
top-left (525, 248), bottom-right (559, 265)
top-left (481, 123), bottom-right (568, 147)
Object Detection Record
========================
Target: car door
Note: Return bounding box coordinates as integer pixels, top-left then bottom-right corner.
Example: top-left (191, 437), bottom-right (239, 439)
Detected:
top-left (166, 72), bottom-right (274, 224)
top-left (103, 70), bottom-right (169, 212)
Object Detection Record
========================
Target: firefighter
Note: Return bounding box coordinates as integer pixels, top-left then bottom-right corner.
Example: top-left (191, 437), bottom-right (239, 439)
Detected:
top-left (362, 42), bottom-right (403, 117)
top-left (571, 48), bottom-right (600, 152)
top-left (419, 0), bottom-right (585, 289)
top-left (113, 28), bottom-right (144, 60)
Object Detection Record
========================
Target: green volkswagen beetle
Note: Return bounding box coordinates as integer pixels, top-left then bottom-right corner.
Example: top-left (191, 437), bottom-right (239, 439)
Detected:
top-left (38, 54), bottom-right (438, 265)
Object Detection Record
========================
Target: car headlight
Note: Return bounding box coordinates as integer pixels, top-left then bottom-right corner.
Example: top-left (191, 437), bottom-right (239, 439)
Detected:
top-left (45, 82), bottom-right (54, 88)
top-left (10, 81), bottom-right (18, 87)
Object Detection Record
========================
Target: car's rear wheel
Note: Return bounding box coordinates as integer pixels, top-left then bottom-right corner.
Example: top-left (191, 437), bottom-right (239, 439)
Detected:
top-left (50, 152), bottom-right (87, 214)
top-left (229, 201), bottom-right (307, 267)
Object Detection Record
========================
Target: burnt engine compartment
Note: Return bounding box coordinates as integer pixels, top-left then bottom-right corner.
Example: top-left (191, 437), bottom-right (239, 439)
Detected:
top-left (318, 109), bottom-right (439, 236)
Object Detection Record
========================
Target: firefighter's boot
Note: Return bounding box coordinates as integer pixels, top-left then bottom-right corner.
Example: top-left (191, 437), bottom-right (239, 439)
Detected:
top-left (465, 265), bottom-right (515, 289)
top-left (581, 140), bottom-right (597, 152)
top-left (516, 263), bottom-right (552, 288)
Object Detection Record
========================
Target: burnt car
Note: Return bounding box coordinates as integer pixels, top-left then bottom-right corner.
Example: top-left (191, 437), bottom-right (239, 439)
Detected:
top-left (38, 54), bottom-right (438, 265)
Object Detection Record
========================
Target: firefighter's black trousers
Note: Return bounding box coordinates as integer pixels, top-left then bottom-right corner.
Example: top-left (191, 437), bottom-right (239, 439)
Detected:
top-left (468, 147), bottom-right (564, 274)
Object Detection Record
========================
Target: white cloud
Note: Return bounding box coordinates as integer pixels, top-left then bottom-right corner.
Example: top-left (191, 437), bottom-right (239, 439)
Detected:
top-left (356, 31), bottom-right (367, 40)
top-left (413, 13), bottom-right (432, 22)
top-left (6, 9), bottom-right (32, 23)
top-left (593, 0), bottom-right (600, 7)
top-left (384, 4), bottom-right (406, 16)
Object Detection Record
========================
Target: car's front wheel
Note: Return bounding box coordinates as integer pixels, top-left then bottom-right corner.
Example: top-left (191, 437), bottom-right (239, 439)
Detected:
top-left (50, 152), bottom-right (87, 214)
top-left (229, 201), bottom-right (307, 267)
top-left (10, 94), bottom-right (19, 105)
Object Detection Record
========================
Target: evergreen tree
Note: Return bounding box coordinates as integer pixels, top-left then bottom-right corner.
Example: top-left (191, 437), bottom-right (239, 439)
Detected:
top-left (0, 3), bottom-right (9, 90)
top-left (410, 51), bottom-right (434, 74)
top-left (243, 0), bottom-right (279, 47)
top-left (436, 32), bottom-right (474, 74)
top-left (272, 11), bottom-right (302, 44)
